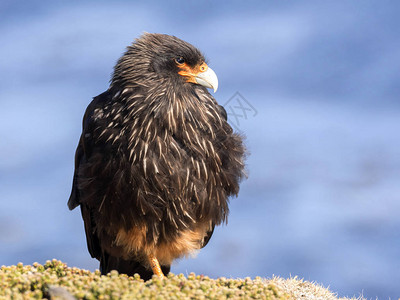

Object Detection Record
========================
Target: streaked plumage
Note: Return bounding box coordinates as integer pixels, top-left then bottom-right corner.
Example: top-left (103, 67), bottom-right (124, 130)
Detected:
top-left (68, 33), bottom-right (245, 280)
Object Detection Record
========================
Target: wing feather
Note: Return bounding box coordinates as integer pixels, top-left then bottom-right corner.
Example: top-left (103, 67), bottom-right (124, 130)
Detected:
top-left (68, 91), bottom-right (112, 259)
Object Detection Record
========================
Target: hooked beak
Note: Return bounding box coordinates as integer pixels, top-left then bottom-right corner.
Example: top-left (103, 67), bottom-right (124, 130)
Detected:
top-left (194, 67), bottom-right (218, 93)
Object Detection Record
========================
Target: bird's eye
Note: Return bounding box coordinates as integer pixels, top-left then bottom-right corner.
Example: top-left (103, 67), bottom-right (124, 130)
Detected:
top-left (175, 57), bottom-right (185, 65)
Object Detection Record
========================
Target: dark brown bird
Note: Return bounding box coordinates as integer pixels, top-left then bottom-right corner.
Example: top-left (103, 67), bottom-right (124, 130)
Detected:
top-left (68, 33), bottom-right (245, 280)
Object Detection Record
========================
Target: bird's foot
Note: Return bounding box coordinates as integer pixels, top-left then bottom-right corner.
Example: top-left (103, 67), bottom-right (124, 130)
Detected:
top-left (148, 255), bottom-right (164, 279)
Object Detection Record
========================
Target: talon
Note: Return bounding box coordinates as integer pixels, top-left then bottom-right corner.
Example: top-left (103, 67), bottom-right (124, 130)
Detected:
top-left (148, 255), bottom-right (164, 278)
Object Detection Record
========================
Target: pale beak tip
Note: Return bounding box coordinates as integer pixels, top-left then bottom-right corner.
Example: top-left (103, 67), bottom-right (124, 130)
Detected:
top-left (195, 66), bottom-right (219, 94)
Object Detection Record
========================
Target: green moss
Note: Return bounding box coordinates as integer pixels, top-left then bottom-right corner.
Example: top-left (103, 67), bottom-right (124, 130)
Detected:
top-left (0, 260), bottom-right (362, 300)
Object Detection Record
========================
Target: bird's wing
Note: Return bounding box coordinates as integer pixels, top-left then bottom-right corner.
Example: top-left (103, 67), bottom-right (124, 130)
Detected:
top-left (80, 202), bottom-right (102, 260)
top-left (67, 135), bottom-right (84, 210)
top-left (68, 91), bottom-right (111, 259)
top-left (201, 224), bottom-right (215, 248)
top-left (68, 91), bottom-right (109, 209)
top-left (217, 104), bottom-right (228, 121)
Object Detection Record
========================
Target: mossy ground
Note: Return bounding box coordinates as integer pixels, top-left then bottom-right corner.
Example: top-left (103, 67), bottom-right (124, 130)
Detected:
top-left (0, 260), bottom-right (362, 300)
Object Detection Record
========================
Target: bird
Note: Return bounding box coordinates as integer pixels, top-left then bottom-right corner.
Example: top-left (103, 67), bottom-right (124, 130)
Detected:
top-left (68, 33), bottom-right (246, 280)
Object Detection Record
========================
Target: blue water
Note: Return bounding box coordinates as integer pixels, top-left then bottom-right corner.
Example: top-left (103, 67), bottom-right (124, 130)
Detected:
top-left (1, 1), bottom-right (400, 299)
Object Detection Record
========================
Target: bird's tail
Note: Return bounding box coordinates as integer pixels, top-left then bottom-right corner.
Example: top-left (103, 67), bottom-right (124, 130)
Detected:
top-left (100, 252), bottom-right (170, 281)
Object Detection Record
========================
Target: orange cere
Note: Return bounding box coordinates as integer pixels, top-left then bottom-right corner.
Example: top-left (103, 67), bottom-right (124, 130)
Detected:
top-left (178, 62), bottom-right (209, 83)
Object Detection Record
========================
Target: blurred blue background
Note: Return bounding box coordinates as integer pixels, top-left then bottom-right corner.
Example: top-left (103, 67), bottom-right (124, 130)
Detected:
top-left (1, 1), bottom-right (399, 299)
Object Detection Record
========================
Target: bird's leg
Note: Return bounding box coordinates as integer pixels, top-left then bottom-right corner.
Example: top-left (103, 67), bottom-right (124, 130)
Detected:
top-left (148, 254), bottom-right (164, 278)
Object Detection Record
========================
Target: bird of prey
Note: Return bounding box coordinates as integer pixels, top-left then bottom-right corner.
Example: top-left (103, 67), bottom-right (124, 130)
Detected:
top-left (68, 33), bottom-right (246, 280)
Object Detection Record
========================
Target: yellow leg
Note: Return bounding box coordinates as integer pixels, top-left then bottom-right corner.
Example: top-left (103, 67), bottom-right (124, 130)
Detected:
top-left (148, 255), bottom-right (164, 279)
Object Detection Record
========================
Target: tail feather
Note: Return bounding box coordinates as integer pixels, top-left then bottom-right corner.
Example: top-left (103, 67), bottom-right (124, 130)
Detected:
top-left (100, 252), bottom-right (170, 281)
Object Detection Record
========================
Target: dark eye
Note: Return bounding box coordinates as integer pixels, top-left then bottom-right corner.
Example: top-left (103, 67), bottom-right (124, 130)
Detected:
top-left (175, 57), bottom-right (185, 64)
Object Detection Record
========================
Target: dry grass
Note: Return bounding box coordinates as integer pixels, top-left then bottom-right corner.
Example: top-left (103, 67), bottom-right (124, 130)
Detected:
top-left (270, 276), bottom-right (365, 300)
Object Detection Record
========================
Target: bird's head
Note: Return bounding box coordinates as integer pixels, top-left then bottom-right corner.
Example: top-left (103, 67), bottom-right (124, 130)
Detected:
top-left (111, 33), bottom-right (218, 93)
